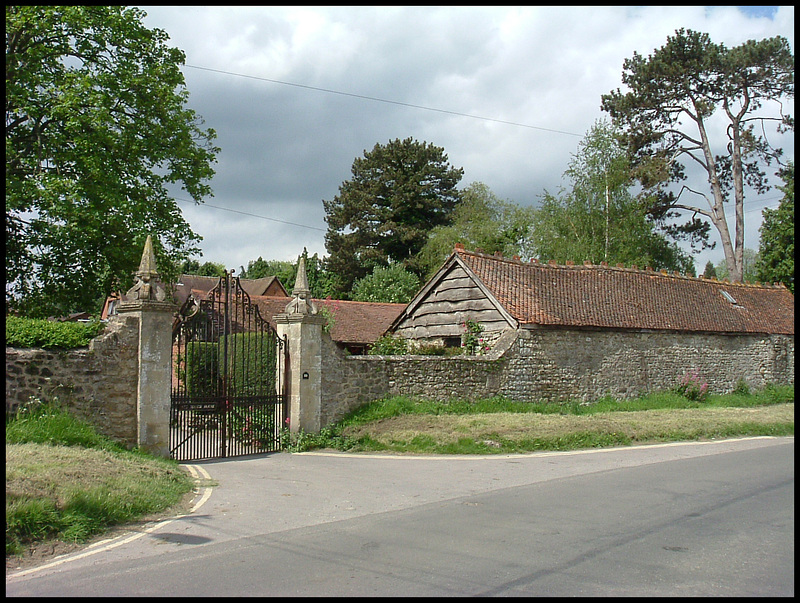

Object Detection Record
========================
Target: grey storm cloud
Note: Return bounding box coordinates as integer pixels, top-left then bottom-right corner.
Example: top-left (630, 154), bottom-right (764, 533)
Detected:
top-left (140, 5), bottom-right (794, 269)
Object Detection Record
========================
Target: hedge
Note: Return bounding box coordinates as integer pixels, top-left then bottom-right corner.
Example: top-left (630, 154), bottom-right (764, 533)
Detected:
top-left (178, 332), bottom-right (279, 398)
top-left (6, 316), bottom-right (105, 349)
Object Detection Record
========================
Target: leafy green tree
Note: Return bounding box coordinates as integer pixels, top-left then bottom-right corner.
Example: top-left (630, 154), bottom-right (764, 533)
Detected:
top-left (713, 248), bottom-right (760, 283)
top-left (240, 250), bottom-right (335, 298)
top-left (351, 263), bottom-right (421, 303)
top-left (240, 257), bottom-right (295, 286)
top-left (6, 6), bottom-right (219, 318)
top-left (756, 162), bottom-right (794, 291)
top-left (415, 182), bottom-right (535, 278)
top-left (601, 28), bottom-right (794, 282)
top-left (702, 261), bottom-right (718, 279)
top-left (180, 259), bottom-right (227, 278)
top-left (531, 120), bottom-right (695, 273)
top-left (323, 137), bottom-right (464, 297)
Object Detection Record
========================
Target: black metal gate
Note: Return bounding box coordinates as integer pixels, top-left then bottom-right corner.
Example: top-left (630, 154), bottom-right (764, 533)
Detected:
top-left (170, 272), bottom-right (288, 461)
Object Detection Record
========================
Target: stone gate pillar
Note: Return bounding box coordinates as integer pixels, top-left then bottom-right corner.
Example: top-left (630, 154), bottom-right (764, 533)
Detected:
top-left (274, 254), bottom-right (326, 434)
top-left (117, 235), bottom-right (178, 456)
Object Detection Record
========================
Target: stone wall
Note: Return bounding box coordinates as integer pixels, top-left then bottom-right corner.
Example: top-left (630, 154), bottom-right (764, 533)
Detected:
top-left (5, 314), bottom-right (140, 446)
top-left (502, 328), bottom-right (794, 402)
top-left (6, 315), bottom-right (795, 441)
top-left (319, 327), bottom-right (795, 426)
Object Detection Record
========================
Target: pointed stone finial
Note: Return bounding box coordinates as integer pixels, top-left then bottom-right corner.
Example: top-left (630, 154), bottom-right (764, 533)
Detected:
top-left (284, 249), bottom-right (317, 315)
top-left (292, 251), bottom-right (310, 296)
top-left (125, 235), bottom-right (167, 302)
top-left (138, 234), bottom-right (159, 275)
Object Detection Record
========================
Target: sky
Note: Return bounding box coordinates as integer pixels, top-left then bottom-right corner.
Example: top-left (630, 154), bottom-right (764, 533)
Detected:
top-left (137, 5), bottom-right (794, 276)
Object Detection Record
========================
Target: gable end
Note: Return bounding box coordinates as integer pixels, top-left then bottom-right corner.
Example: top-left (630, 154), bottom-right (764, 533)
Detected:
top-left (391, 258), bottom-right (515, 340)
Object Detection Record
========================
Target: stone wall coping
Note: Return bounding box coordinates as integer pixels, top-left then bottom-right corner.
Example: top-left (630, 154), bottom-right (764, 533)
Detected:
top-left (117, 300), bottom-right (178, 313)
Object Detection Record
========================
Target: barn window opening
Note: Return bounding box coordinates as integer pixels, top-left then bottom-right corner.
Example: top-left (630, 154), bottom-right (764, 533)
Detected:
top-left (720, 290), bottom-right (737, 305)
top-left (443, 336), bottom-right (461, 348)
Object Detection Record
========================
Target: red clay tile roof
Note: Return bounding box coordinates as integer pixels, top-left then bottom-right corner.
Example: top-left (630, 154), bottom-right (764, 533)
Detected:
top-left (173, 275), bottom-right (288, 306)
top-left (457, 249), bottom-right (794, 335)
top-left (249, 296), bottom-right (405, 345)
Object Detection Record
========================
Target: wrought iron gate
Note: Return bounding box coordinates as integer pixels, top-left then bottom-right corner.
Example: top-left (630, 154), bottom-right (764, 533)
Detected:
top-left (170, 272), bottom-right (288, 461)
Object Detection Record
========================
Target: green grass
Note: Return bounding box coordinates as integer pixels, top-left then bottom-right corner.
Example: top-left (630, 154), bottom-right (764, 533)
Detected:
top-left (6, 400), bottom-right (195, 558)
top-left (281, 385), bottom-right (794, 454)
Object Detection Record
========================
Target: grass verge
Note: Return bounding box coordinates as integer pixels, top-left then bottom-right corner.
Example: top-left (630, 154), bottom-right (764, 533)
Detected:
top-left (6, 400), bottom-right (195, 562)
top-left (281, 385), bottom-right (794, 454)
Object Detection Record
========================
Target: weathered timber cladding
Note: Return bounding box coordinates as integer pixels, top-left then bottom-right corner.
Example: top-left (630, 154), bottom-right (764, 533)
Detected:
top-left (393, 264), bottom-right (510, 340)
top-left (5, 314), bottom-right (140, 446)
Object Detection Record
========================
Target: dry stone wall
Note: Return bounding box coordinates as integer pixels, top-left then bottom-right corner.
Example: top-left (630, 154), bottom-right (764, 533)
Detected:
top-left (5, 314), bottom-right (140, 446)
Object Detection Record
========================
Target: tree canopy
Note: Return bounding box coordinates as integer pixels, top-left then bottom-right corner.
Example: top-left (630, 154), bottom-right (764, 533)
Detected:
top-left (713, 248), bottom-right (760, 284)
top-left (6, 6), bottom-right (219, 317)
top-left (531, 120), bottom-right (695, 273)
top-left (351, 263), bottom-right (421, 304)
top-left (415, 181), bottom-right (535, 278)
top-left (323, 137), bottom-right (463, 297)
top-left (601, 28), bottom-right (793, 282)
top-left (239, 250), bottom-right (334, 299)
top-left (756, 161), bottom-right (794, 291)
top-left (180, 259), bottom-right (227, 278)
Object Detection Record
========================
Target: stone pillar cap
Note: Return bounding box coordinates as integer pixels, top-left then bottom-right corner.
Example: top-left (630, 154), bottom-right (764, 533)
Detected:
top-left (284, 250), bottom-right (318, 316)
top-left (124, 235), bottom-right (170, 303)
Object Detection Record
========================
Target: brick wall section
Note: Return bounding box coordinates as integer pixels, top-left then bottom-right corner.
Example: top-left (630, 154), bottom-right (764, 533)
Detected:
top-left (320, 328), bottom-right (794, 426)
top-left (5, 314), bottom-right (140, 446)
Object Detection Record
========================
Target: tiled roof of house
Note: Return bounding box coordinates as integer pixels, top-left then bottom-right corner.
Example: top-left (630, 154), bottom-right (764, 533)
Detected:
top-left (240, 276), bottom-right (288, 298)
top-left (456, 248), bottom-right (794, 335)
top-left (173, 274), bottom-right (287, 306)
top-left (249, 296), bottom-right (406, 345)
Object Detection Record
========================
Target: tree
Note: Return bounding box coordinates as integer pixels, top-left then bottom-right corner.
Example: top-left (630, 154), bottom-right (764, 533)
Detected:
top-left (351, 263), bottom-right (421, 304)
top-left (531, 120), bottom-right (695, 273)
top-left (756, 162), bottom-right (794, 291)
top-left (6, 6), bottom-right (219, 317)
top-left (713, 248), bottom-right (760, 283)
top-left (240, 250), bottom-right (335, 298)
top-left (240, 257), bottom-right (295, 286)
top-left (323, 137), bottom-right (464, 297)
top-left (601, 29), bottom-right (794, 282)
top-left (702, 261), bottom-right (717, 279)
top-left (181, 259), bottom-right (227, 278)
top-left (415, 181), bottom-right (535, 278)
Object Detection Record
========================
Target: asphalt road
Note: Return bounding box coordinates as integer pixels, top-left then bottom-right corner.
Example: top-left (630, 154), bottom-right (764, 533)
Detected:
top-left (6, 436), bottom-right (794, 596)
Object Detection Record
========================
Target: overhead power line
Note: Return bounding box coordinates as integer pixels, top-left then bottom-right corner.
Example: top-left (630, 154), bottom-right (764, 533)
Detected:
top-left (176, 194), bottom-right (780, 235)
top-left (184, 63), bottom-right (584, 138)
top-left (176, 198), bottom-right (327, 231)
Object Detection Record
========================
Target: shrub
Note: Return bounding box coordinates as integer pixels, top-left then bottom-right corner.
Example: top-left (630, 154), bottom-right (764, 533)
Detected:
top-left (673, 370), bottom-right (710, 402)
top-left (224, 332), bottom-right (278, 396)
top-left (462, 319), bottom-right (489, 355)
top-left (182, 342), bottom-right (219, 397)
top-left (179, 332), bottom-right (279, 397)
top-left (369, 334), bottom-right (409, 355)
top-left (6, 315), bottom-right (104, 349)
top-left (228, 404), bottom-right (276, 448)
top-left (733, 379), bottom-right (751, 396)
